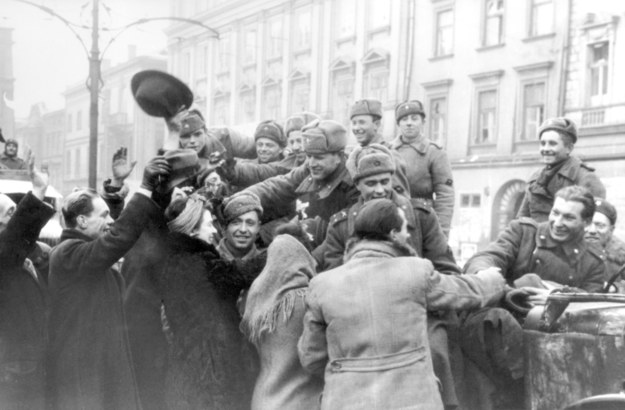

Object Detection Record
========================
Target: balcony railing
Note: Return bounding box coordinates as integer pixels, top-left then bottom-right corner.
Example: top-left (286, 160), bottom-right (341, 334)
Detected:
top-left (566, 103), bottom-right (625, 128)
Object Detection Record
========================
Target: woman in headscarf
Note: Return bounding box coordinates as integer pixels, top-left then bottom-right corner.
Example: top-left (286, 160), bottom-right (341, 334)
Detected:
top-left (159, 193), bottom-right (264, 410)
top-left (241, 223), bottom-right (323, 410)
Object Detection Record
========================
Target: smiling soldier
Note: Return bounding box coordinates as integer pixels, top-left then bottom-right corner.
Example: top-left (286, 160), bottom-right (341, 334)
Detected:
top-left (517, 117), bottom-right (605, 222)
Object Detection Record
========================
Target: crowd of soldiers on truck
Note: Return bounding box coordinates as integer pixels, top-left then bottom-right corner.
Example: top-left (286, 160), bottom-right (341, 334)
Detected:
top-left (1, 69), bottom-right (622, 410)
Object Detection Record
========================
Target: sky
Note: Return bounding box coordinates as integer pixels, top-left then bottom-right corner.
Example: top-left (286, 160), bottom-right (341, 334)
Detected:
top-left (1, 0), bottom-right (170, 118)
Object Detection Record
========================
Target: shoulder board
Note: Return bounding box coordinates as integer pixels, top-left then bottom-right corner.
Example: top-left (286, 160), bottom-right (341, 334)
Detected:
top-left (518, 217), bottom-right (538, 228)
top-left (329, 210), bottom-right (348, 226)
top-left (586, 243), bottom-right (605, 261)
top-left (429, 140), bottom-right (443, 150)
top-left (410, 198), bottom-right (432, 213)
top-left (580, 162), bottom-right (596, 172)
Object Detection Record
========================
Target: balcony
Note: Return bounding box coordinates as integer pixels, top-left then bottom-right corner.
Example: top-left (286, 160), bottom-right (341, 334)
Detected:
top-left (566, 103), bottom-right (625, 131)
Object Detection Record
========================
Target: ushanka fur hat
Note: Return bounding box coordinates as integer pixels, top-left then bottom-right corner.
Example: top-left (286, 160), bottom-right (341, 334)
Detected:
top-left (346, 143), bottom-right (395, 183)
top-left (222, 191), bottom-right (263, 223)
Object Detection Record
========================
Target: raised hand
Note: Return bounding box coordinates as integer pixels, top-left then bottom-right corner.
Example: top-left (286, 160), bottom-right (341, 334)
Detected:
top-left (141, 156), bottom-right (171, 191)
top-left (111, 147), bottom-right (137, 187)
top-left (26, 149), bottom-right (49, 200)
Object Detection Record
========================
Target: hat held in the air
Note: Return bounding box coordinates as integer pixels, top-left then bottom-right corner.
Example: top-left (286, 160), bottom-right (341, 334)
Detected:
top-left (131, 70), bottom-right (194, 118)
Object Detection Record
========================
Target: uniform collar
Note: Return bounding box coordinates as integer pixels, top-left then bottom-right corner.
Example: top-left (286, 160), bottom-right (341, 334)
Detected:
top-left (296, 160), bottom-right (351, 198)
top-left (391, 135), bottom-right (429, 154)
top-left (535, 221), bottom-right (587, 260)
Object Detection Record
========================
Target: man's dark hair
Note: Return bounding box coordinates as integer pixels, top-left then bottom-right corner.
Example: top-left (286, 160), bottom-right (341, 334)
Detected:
top-left (354, 198), bottom-right (403, 241)
top-left (555, 185), bottom-right (595, 221)
top-left (62, 188), bottom-right (98, 228)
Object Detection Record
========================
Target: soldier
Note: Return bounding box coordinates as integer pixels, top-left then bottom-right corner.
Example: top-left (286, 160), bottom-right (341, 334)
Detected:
top-left (0, 138), bottom-right (27, 170)
top-left (517, 117), bottom-right (605, 222)
top-left (391, 100), bottom-right (455, 237)
top-left (350, 99), bottom-right (410, 196)
top-left (460, 185), bottom-right (605, 408)
top-left (244, 119), bottom-right (359, 247)
top-left (216, 191), bottom-right (265, 262)
top-left (314, 143), bottom-right (462, 409)
top-left (584, 198), bottom-right (625, 285)
top-left (283, 111), bottom-right (320, 168)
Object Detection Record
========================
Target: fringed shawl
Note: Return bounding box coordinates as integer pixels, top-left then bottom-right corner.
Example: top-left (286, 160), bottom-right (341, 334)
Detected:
top-left (241, 234), bottom-right (316, 344)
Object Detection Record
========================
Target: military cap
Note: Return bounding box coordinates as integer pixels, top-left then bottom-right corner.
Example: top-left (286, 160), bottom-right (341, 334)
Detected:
top-left (395, 100), bottom-right (426, 123)
top-left (5, 138), bottom-right (18, 148)
top-left (131, 70), bottom-right (194, 118)
top-left (346, 143), bottom-right (395, 183)
top-left (538, 117), bottom-right (578, 144)
top-left (223, 191), bottom-right (263, 223)
top-left (595, 198), bottom-right (617, 226)
top-left (254, 120), bottom-right (287, 147)
top-left (285, 112), bottom-right (320, 137)
top-left (302, 119), bottom-right (347, 154)
top-left (350, 99), bottom-right (383, 120)
top-left (180, 113), bottom-right (205, 139)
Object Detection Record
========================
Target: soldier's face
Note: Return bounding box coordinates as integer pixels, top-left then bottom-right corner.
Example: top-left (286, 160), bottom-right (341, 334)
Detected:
top-left (398, 114), bottom-right (424, 141)
top-left (287, 131), bottom-right (306, 162)
top-left (5, 143), bottom-right (17, 157)
top-left (548, 197), bottom-right (589, 243)
top-left (179, 129), bottom-right (207, 153)
top-left (225, 211), bottom-right (260, 254)
top-left (584, 212), bottom-right (613, 248)
top-left (539, 131), bottom-right (571, 165)
top-left (306, 152), bottom-right (342, 182)
top-left (357, 172), bottom-right (393, 201)
top-left (351, 115), bottom-right (380, 146)
top-left (255, 137), bottom-right (282, 164)
top-left (0, 194), bottom-right (16, 234)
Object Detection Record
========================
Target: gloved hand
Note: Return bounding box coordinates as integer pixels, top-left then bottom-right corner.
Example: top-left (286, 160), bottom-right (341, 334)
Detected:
top-left (140, 156), bottom-right (171, 191)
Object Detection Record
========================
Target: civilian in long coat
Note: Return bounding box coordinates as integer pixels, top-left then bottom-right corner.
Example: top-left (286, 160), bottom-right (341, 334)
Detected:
top-left (47, 160), bottom-right (168, 410)
top-left (0, 167), bottom-right (54, 410)
top-left (241, 231), bottom-right (323, 410)
top-left (159, 194), bottom-right (263, 409)
top-left (298, 199), bottom-right (505, 410)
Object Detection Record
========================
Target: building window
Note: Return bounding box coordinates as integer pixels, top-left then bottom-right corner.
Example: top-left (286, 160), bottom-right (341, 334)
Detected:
top-left (520, 81), bottom-right (545, 141)
top-left (589, 42), bottom-right (609, 99)
top-left (336, 0), bottom-right (356, 38)
top-left (476, 89), bottom-right (497, 145)
top-left (460, 193), bottom-right (482, 208)
top-left (266, 16), bottom-right (283, 59)
top-left (238, 90), bottom-right (256, 123)
top-left (434, 8), bottom-right (454, 57)
top-left (363, 63), bottom-right (389, 103)
top-left (65, 150), bottom-right (71, 177)
top-left (262, 84), bottom-right (281, 119)
top-left (212, 96), bottom-right (230, 125)
top-left (368, 0), bottom-right (390, 29)
top-left (243, 26), bottom-right (257, 65)
top-left (290, 79), bottom-right (310, 113)
top-left (217, 34), bottom-right (231, 72)
top-left (197, 44), bottom-right (208, 79)
top-left (483, 0), bottom-right (504, 46)
top-left (330, 71), bottom-right (355, 128)
top-left (76, 111), bottom-right (82, 131)
top-left (67, 114), bottom-right (72, 132)
top-left (529, 0), bottom-right (553, 37)
top-left (181, 51), bottom-right (191, 81)
top-left (429, 97), bottom-right (448, 146)
top-left (294, 8), bottom-right (312, 51)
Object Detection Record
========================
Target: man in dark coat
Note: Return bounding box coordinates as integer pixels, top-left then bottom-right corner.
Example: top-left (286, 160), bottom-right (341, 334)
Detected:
top-left (46, 157), bottom-right (170, 410)
top-left (460, 185), bottom-right (605, 408)
top-left (517, 117), bottom-right (605, 222)
top-left (0, 162), bottom-right (54, 410)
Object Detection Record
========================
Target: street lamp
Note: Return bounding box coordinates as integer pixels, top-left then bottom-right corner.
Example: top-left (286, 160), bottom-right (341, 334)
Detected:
top-left (12, 0), bottom-right (218, 188)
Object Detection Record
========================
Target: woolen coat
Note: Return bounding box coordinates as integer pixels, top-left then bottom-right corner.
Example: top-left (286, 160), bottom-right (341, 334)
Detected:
top-left (0, 192), bottom-right (54, 410)
top-left (47, 193), bottom-right (160, 410)
top-left (298, 240), bottom-right (505, 410)
top-left (516, 155), bottom-right (606, 222)
top-left (158, 232), bottom-right (261, 410)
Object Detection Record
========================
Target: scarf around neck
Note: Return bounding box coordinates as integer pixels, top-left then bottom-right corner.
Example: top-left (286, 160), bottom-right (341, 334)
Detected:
top-left (241, 234), bottom-right (316, 344)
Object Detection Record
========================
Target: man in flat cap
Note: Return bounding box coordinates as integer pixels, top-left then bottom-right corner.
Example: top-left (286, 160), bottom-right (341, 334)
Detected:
top-left (0, 139), bottom-right (27, 170)
top-left (350, 99), bottom-right (411, 197)
top-left (391, 100), bottom-right (455, 237)
top-left (243, 119), bottom-right (359, 247)
top-left (585, 198), bottom-right (625, 285)
top-left (517, 117), bottom-right (605, 222)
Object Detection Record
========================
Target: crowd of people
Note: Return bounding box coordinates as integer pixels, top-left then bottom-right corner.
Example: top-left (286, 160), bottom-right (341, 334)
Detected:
top-left (1, 70), bottom-right (623, 410)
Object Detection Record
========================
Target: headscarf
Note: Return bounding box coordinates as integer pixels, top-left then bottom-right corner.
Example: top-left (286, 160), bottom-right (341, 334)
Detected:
top-left (167, 194), bottom-right (206, 235)
top-left (241, 234), bottom-right (316, 344)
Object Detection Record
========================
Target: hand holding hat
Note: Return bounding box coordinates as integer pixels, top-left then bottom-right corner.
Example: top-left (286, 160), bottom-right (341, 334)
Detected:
top-left (141, 156), bottom-right (171, 192)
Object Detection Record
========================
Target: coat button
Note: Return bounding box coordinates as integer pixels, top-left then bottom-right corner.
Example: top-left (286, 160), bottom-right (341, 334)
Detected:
top-left (574, 249), bottom-right (579, 254)
top-left (536, 259), bottom-right (541, 264)
top-left (539, 235), bottom-right (546, 240)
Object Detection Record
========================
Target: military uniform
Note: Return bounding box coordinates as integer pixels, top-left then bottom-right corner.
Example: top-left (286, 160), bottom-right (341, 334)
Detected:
top-left (517, 156), bottom-right (606, 223)
top-left (0, 153), bottom-right (27, 170)
top-left (365, 133), bottom-right (411, 197)
top-left (317, 191), bottom-right (459, 274)
top-left (391, 135), bottom-right (454, 236)
top-left (602, 236), bottom-right (625, 283)
top-left (465, 217), bottom-right (605, 291)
